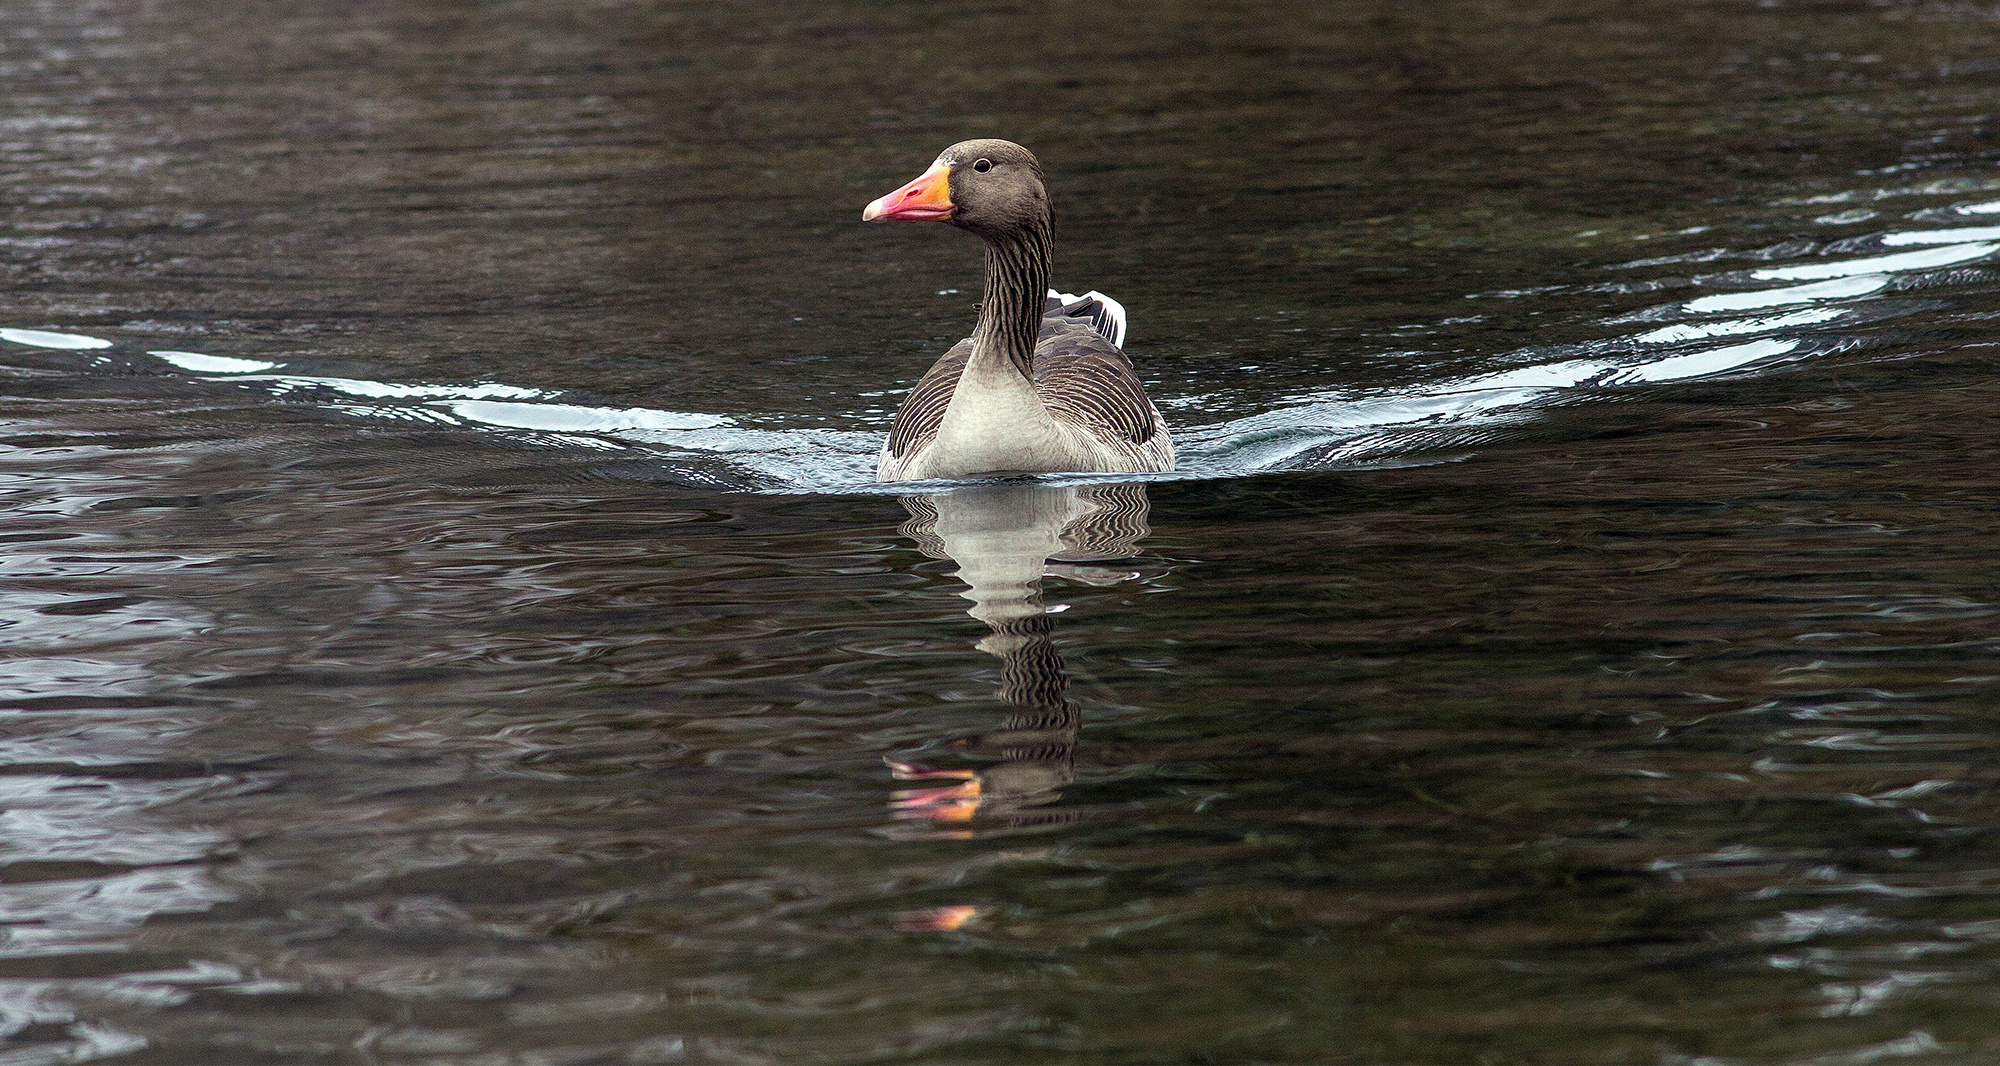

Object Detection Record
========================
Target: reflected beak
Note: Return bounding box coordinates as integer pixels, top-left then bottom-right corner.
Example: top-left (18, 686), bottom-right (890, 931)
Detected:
top-left (893, 905), bottom-right (980, 932)
top-left (862, 161), bottom-right (954, 222)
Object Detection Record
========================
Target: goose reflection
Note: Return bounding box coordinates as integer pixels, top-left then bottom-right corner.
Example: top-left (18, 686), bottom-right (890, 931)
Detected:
top-left (887, 481), bottom-right (1149, 837)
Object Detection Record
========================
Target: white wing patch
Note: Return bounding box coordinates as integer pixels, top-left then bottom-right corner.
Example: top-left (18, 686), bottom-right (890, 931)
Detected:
top-left (1048, 288), bottom-right (1127, 349)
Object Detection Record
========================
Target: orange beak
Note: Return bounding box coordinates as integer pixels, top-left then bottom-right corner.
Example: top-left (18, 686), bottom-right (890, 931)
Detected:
top-left (862, 161), bottom-right (954, 222)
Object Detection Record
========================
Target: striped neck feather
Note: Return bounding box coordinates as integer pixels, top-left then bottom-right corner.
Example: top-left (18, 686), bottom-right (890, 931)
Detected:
top-left (973, 214), bottom-right (1052, 379)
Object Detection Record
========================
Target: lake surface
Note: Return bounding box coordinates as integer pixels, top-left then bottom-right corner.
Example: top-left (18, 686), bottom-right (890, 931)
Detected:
top-left (4, 0), bottom-right (2000, 1061)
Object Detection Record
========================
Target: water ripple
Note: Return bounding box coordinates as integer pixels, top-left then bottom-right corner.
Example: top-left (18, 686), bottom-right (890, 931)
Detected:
top-left (2, 186), bottom-right (1993, 497)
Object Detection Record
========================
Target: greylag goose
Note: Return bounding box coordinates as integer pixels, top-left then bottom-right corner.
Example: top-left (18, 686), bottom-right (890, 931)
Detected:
top-left (862, 139), bottom-right (1173, 482)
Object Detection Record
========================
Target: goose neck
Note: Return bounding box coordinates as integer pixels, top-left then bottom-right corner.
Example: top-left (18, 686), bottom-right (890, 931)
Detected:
top-left (973, 217), bottom-right (1051, 378)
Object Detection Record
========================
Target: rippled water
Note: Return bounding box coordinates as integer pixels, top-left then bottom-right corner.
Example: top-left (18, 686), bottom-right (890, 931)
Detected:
top-left (7, 0), bottom-right (2000, 1061)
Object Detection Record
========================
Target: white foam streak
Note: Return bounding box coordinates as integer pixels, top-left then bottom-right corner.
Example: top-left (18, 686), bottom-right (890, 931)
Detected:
top-left (1880, 226), bottom-right (2000, 246)
top-left (1635, 307), bottom-right (1843, 344)
top-left (0, 328), bottom-right (112, 350)
top-left (438, 400), bottom-right (730, 434)
top-left (148, 350), bottom-right (280, 373)
top-left (1436, 338), bottom-right (1799, 394)
top-left (1603, 338), bottom-right (1800, 383)
top-left (1684, 273), bottom-right (1891, 313)
top-left (1750, 242), bottom-right (1996, 281)
top-left (231, 375), bottom-right (546, 400)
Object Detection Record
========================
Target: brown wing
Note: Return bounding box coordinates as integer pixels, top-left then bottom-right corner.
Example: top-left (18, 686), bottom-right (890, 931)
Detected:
top-left (1031, 318), bottom-right (1162, 447)
top-left (884, 337), bottom-right (972, 461)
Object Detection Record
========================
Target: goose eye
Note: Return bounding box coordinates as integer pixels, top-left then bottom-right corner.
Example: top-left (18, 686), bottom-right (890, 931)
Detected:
top-left (972, 158), bottom-right (992, 173)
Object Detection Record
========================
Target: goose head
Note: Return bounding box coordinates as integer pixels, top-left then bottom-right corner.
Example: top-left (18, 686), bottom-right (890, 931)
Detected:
top-left (862, 139), bottom-right (1048, 240)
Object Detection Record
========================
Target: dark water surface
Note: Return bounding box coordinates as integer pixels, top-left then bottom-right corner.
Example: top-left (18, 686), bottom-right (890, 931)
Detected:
top-left (6, 0), bottom-right (2000, 1061)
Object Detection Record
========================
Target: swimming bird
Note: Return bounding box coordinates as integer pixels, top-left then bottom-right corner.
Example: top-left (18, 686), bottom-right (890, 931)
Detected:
top-left (862, 139), bottom-right (1173, 482)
